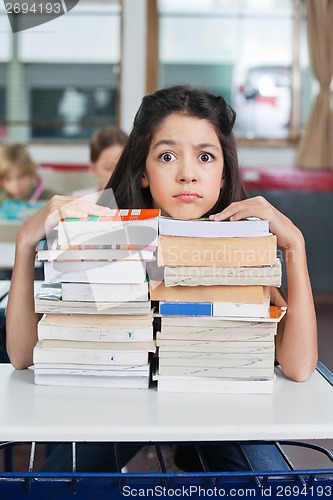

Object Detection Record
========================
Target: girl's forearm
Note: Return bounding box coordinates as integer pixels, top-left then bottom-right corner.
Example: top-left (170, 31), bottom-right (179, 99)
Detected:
top-left (275, 240), bottom-right (318, 382)
top-left (6, 238), bottom-right (39, 369)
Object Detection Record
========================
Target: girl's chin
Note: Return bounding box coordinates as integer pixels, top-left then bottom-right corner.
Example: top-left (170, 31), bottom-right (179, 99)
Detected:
top-left (162, 208), bottom-right (206, 220)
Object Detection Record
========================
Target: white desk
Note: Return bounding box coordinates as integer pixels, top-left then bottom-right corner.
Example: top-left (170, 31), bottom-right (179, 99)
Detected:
top-left (1, 364), bottom-right (333, 443)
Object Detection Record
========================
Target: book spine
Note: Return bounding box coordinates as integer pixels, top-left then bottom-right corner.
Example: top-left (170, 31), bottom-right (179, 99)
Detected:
top-left (157, 330), bottom-right (275, 342)
top-left (38, 324), bottom-right (154, 342)
top-left (62, 209), bottom-right (160, 222)
top-left (159, 301), bottom-right (269, 318)
top-left (58, 218), bottom-right (159, 247)
top-left (61, 283), bottom-right (149, 303)
top-left (158, 235), bottom-right (277, 267)
top-left (33, 347), bottom-right (150, 366)
top-left (158, 365), bottom-right (274, 378)
top-left (159, 302), bottom-right (213, 316)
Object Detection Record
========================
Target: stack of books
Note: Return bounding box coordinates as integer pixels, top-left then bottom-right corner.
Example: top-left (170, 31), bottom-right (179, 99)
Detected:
top-left (33, 209), bottom-right (160, 388)
top-left (152, 216), bottom-right (286, 394)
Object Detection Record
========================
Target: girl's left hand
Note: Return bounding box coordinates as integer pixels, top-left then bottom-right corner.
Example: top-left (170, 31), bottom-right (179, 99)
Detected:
top-left (209, 196), bottom-right (303, 250)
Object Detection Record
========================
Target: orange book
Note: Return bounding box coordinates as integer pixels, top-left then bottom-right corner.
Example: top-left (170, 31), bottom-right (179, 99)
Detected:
top-left (158, 235), bottom-right (277, 267)
top-left (150, 281), bottom-right (269, 304)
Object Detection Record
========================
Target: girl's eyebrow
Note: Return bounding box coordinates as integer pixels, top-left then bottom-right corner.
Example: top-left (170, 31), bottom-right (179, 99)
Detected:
top-left (152, 140), bottom-right (220, 151)
top-left (152, 139), bottom-right (176, 150)
top-left (197, 143), bottom-right (220, 151)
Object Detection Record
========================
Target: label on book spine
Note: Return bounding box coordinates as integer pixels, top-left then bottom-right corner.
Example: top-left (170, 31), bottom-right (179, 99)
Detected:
top-left (61, 209), bottom-right (160, 222)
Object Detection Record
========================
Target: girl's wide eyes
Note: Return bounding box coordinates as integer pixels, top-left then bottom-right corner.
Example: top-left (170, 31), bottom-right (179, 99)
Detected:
top-left (199, 152), bottom-right (214, 162)
top-left (159, 152), bottom-right (176, 163)
top-left (158, 152), bottom-right (214, 163)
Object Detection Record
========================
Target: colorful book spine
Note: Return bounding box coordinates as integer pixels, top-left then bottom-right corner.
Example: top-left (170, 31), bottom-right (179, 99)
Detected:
top-left (61, 208), bottom-right (160, 222)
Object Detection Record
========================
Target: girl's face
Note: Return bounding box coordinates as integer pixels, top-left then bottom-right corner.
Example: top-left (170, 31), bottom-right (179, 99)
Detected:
top-left (1, 165), bottom-right (35, 200)
top-left (91, 144), bottom-right (124, 188)
top-left (143, 113), bottom-right (224, 219)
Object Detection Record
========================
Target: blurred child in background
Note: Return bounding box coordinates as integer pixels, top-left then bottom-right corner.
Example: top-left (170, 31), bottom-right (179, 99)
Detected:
top-left (73, 126), bottom-right (128, 201)
top-left (0, 144), bottom-right (56, 204)
top-left (0, 144), bottom-right (57, 220)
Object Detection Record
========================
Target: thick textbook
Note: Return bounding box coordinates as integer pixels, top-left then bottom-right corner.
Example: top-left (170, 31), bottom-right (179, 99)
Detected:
top-left (44, 260), bottom-right (147, 284)
top-left (33, 341), bottom-right (154, 365)
top-left (156, 339), bottom-right (274, 353)
top-left (158, 353), bottom-right (273, 371)
top-left (34, 374), bottom-right (150, 388)
top-left (159, 216), bottom-right (270, 238)
top-left (153, 373), bottom-right (274, 394)
top-left (150, 281), bottom-right (268, 304)
top-left (40, 339), bottom-right (155, 351)
top-left (163, 259), bottom-right (282, 287)
top-left (157, 324), bottom-right (276, 342)
top-left (158, 235), bottom-right (277, 267)
top-left (34, 282), bottom-right (152, 315)
top-left (157, 364), bottom-right (274, 379)
top-left (58, 208), bottom-right (160, 247)
top-left (61, 281), bottom-right (149, 303)
top-left (36, 238), bottom-right (155, 262)
top-left (33, 362), bottom-right (150, 375)
top-left (158, 294), bottom-right (270, 318)
top-left (159, 306), bottom-right (286, 325)
top-left (38, 314), bottom-right (153, 342)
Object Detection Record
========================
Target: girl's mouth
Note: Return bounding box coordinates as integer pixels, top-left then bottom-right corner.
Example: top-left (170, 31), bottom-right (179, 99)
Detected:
top-left (174, 191), bottom-right (202, 202)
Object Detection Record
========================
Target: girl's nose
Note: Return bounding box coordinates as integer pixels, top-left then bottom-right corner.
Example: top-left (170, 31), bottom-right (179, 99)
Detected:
top-left (177, 159), bottom-right (198, 183)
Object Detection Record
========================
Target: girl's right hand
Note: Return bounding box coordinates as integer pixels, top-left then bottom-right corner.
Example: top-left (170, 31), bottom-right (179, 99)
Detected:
top-left (17, 195), bottom-right (110, 249)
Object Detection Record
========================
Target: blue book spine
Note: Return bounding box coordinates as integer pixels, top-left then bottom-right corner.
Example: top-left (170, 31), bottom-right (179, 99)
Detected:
top-left (159, 302), bottom-right (213, 316)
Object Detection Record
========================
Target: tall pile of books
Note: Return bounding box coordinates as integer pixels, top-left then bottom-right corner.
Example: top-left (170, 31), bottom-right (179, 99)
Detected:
top-left (33, 209), bottom-right (160, 388)
top-left (152, 216), bottom-right (286, 394)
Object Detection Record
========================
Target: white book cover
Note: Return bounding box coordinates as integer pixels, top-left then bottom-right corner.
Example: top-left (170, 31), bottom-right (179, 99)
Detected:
top-left (44, 260), bottom-right (147, 284)
top-left (158, 216), bottom-right (270, 238)
top-left (61, 281), bottom-right (149, 303)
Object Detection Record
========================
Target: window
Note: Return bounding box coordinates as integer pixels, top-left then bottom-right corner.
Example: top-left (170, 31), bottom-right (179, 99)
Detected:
top-left (0, 0), bottom-right (121, 142)
top-left (158, 0), bottom-right (316, 143)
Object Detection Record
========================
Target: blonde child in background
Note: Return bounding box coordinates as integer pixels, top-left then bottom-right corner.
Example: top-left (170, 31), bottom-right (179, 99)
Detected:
top-left (0, 144), bottom-right (56, 205)
top-left (73, 126), bottom-right (128, 201)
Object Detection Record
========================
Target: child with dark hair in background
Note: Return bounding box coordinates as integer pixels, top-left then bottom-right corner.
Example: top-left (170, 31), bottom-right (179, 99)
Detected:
top-left (73, 126), bottom-right (128, 201)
